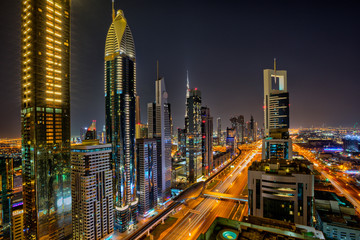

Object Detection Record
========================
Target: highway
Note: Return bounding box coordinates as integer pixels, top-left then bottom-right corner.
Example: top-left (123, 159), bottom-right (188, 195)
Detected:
top-left (158, 143), bottom-right (262, 240)
top-left (294, 144), bottom-right (360, 214)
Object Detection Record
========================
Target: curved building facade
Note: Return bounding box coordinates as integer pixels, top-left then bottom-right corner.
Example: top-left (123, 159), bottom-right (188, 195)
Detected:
top-left (104, 10), bottom-right (137, 232)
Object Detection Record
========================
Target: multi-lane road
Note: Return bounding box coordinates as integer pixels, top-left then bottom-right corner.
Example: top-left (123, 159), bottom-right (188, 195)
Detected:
top-left (294, 144), bottom-right (360, 214)
top-left (158, 143), bottom-right (262, 240)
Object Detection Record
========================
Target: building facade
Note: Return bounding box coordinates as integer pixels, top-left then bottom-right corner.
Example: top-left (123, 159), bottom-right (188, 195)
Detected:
top-left (147, 77), bottom-right (172, 201)
top-left (71, 141), bottom-right (114, 239)
top-left (201, 107), bottom-right (213, 176)
top-left (136, 139), bottom-right (158, 216)
top-left (263, 62), bottom-right (292, 160)
top-left (104, 9), bottom-right (137, 231)
top-left (21, 0), bottom-right (72, 238)
top-left (185, 89), bottom-right (202, 183)
top-left (248, 160), bottom-right (314, 226)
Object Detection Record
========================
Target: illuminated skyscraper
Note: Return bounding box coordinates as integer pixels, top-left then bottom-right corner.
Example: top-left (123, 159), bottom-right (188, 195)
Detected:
top-left (147, 76), bottom-right (172, 201)
top-left (136, 139), bottom-right (158, 216)
top-left (201, 107), bottom-right (213, 176)
top-left (21, 0), bottom-right (71, 238)
top-left (185, 89), bottom-right (202, 183)
top-left (104, 6), bottom-right (137, 232)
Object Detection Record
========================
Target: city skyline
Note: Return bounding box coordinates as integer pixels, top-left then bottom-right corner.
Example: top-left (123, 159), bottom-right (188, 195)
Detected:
top-left (1, 1), bottom-right (360, 138)
top-left (1, 1), bottom-right (360, 239)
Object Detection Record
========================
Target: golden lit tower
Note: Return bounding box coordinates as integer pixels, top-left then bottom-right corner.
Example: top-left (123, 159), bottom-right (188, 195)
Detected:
top-left (21, 0), bottom-right (71, 239)
top-left (105, 6), bottom-right (137, 232)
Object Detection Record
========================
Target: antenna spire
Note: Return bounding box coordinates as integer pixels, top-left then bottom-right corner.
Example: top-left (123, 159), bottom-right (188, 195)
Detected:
top-left (112, 0), bottom-right (115, 20)
top-left (187, 70), bottom-right (190, 90)
top-left (157, 60), bottom-right (159, 80)
top-left (274, 58), bottom-right (277, 84)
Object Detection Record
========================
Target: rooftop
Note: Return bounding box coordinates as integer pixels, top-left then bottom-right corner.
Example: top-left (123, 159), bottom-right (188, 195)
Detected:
top-left (197, 216), bottom-right (324, 240)
top-left (249, 159), bottom-right (313, 175)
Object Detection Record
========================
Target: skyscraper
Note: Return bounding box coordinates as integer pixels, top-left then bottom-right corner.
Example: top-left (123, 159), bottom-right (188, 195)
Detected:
top-left (201, 107), bottom-right (213, 176)
top-left (248, 60), bottom-right (314, 226)
top-left (84, 120), bottom-right (97, 140)
top-left (136, 139), bottom-right (158, 216)
top-left (71, 140), bottom-right (114, 239)
top-left (217, 117), bottom-right (221, 139)
top-left (263, 60), bottom-right (290, 139)
top-left (185, 89), bottom-right (202, 183)
top-left (104, 7), bottom-right (137, 232)
top-left (263, 60), bottom-right (292, 160)
top-left (21, 0), bottom-right (71, 238)
top-left (147, 76), bottom-right (172, 201)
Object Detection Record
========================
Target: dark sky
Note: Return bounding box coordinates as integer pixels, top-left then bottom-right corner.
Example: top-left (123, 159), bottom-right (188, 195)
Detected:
top-left (1, 0), bottom-right (360, 138)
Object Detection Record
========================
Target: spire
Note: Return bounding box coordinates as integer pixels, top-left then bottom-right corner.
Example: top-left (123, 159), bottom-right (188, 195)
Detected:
top-left (157, 60), bottom-right (159, 80)
top-left (112, 0), bottom-right (115, 20)
top-left (274, 58), bottom-right (277, 84)
top-left (186, 70), bottom-right (190, 98)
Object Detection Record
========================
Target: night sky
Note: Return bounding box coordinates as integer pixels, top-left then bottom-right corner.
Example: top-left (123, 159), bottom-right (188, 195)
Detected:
top-left (1, 0), bottom-right (360, 138)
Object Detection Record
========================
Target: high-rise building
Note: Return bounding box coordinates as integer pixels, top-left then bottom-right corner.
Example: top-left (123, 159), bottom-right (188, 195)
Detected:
top-left (263, 60), bottom-right (292, 160)
top-left (239, 115), bottom-right (245, 143)
top-left (217, 117), bottom-right (221, 139)
top-left (185, 89), bottom-right (202, 183)
top-left (201, 107), bottom-right (213, 176)
top-left (0, 156), bottom-right (13, 239)
top-left (147, 76), bottom-right (172, 201)
top-left (248, 60), bottom-right (314, 227)
top-left (21, 0), bottom-right (72, 238)
top-left (264, 61), bottom-right (289, 139)
top-left (104, 7), bottom-right (137, 231)
top-left (84, 120), bottom-right (97, 140)
top-left (71, 140), bottom-right (114, 239)
top-left (136, 139), bottom-right (158, 216)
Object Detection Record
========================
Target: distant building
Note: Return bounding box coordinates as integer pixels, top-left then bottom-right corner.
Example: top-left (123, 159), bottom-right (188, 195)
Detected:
top-left (342, 136), bottom-right (360, 153)
top-left (248, 159), bottom-right (314, 226)
top-left (315, 191), bottom-right (360, 240)
top-left (197, 216), bottom-right (324, 240)
top-left (0, 155), bottom-right (13, 239)
top-left (177, 128), bottom-right (187, 160)
top-left (71, 140), bottom-right (114, 239)
top-left (185, 89), bottom-right (203, 183)
top-left (217, 117), bottom-right (221, 139)
top-left (226, 127), bottom-right (236, 148)
top-left (147, 76), bottom-right (172, 201)
top-left (84, 120), bottom-right (97, 140)
top-left (201, 107), bottom-right (213, 176)
top-left (136, 139), bottom-right (158, 216)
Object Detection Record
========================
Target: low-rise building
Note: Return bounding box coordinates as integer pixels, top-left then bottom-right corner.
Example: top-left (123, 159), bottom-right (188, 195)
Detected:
top-left (248, 159), bottom-right (314, 226)
top-left (197, 216), bottom-right (325, 240)
top-left (315, 191), bottom-right (360, 240)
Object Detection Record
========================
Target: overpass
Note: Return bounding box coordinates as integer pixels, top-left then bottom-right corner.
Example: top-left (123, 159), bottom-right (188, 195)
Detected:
top-left (202, 191), bottom-right (248, 202)
top-left (124, 147), bottom-right (243, 240)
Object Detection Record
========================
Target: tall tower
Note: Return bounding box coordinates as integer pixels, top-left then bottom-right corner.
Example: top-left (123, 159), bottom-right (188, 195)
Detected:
top-left (21, 0), bottom-right (71, 238)
top-left (263, 60), bottom-right (292, 160)
top-left (263, 59), bottom-right (289, 139)
top-left (185, 89), bottom-right (202, 183)
top-left (201, 107), bottom-right (213, 176)
top-left (104, 8), bottom-right (137, 232)
top-left (147, 75), bottom-right (172, 201)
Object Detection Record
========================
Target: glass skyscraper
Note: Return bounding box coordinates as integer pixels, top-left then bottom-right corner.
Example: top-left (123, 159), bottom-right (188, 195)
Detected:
top-left (21, 0), bottom-right (71, 239)
top-left (104, 9), bottom-right (137, 232)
